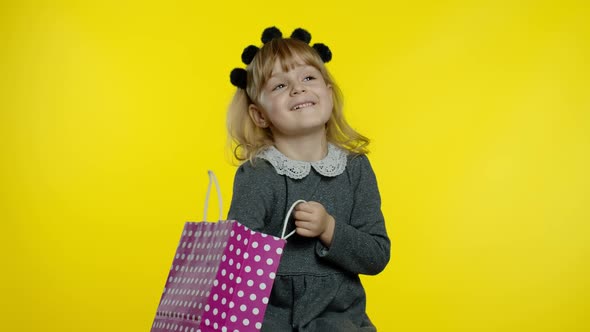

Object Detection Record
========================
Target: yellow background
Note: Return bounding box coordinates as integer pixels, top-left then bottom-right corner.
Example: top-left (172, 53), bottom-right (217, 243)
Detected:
top-left (1, 0), bottom-right (589, 331)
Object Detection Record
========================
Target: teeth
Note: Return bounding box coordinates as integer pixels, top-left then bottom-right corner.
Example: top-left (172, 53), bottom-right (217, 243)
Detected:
top-left (292, 102), bottom-right (314, 110)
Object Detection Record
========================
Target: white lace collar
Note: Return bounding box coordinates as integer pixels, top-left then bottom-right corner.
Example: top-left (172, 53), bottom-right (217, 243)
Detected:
top-left (257, 143), bottom-right (348, 179)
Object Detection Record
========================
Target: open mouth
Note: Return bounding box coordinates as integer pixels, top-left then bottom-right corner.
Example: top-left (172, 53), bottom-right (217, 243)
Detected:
top-left (291, 102), bottom-right (315, 111)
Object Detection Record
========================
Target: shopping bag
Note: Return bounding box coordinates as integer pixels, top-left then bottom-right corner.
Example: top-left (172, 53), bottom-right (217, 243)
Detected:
top-left (151, 171), bottom-right (302, 332)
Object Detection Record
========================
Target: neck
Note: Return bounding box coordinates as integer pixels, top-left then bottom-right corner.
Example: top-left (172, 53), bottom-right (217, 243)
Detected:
top-left (273, 132), bottom-right (328, 162)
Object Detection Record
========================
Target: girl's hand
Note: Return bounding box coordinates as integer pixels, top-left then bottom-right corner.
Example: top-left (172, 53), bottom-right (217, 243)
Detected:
top-left (293, 201), bottom-right (335, 247)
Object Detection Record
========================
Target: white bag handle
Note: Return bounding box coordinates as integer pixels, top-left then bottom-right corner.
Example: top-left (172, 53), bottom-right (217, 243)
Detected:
top-left (203, 170), bottom-right (223, 221)
top-left (281, 199), bottom-right (306, 240)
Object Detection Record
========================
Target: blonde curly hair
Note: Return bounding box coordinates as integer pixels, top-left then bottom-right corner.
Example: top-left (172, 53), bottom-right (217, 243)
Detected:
top-left (227, 37), bottom-right (369, 163)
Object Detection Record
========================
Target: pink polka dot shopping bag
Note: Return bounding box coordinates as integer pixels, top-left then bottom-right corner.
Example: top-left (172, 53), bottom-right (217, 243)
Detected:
top-left (151, 171), bottom-right (300, 332)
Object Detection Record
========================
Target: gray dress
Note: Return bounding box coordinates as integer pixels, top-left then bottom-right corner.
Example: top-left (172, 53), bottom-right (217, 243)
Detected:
top-left (228, 145), bottom-right (390, 332)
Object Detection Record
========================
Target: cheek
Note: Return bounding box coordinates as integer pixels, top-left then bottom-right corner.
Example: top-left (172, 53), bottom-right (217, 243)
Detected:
top-left (324, 91), bottom-right (334, 110)
top-left (257, 96), bottom-right (275, 114)
top-left (326, 101), bottom-right (334, 116)
top-left (269, 95), bottom-right (287, 111)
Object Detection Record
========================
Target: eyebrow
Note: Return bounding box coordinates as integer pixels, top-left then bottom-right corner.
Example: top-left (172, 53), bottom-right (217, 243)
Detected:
top-left (269, 64), bottom-right (317, 79)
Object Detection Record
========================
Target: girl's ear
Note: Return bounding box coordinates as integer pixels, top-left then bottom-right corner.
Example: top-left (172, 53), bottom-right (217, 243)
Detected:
top-left (248, 104), bottom-right (269, 128)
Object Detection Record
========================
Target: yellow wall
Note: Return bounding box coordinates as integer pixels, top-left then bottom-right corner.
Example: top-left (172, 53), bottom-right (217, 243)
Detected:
top-left (2, 1), bottom-right (589, 331)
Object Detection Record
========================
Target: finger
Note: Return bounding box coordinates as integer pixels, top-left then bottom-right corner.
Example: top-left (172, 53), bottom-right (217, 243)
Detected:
top-left (295, 220), bottom-right (320, 233)
top-left (295, 226), bottom-right (319, 238)
top-left (293, 210), bottom-right (313, 221)
top-left (294, 219), bottom-right (309, 229)
top-left (295, 202), bottom-right (315, 213)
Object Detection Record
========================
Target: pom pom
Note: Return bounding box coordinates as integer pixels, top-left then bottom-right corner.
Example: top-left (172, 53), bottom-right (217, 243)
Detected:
top-left (241, 45), bottom-right (259, 65)
top-left (290, 28), bottom-right (311, 44)
top-left (261, 26), bottom-right (282, 44)
top-left (312, 43), bottom-right (332, 63)
top-left (230, 68), bottom-right (247, 89)
top-left (229, 27), bottom-right (333, 89)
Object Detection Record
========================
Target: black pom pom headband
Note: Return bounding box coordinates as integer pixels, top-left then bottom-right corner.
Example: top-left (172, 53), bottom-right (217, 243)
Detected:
top-left (229, 27), bottom-right (332, 90)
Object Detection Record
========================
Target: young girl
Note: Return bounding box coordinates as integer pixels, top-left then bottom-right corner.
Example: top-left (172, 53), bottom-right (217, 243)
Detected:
top-left (226, 27), bottom-right (390, 331)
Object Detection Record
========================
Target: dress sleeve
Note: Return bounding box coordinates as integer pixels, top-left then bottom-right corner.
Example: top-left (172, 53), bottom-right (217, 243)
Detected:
top-left (316, 155), bottom-right (391, 275)
top-left (227, 161), bottom-right (276, 232)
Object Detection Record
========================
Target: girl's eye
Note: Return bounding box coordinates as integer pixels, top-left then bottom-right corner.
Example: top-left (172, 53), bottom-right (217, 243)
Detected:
top-left (303, 76), bottom-right (316, 82)
top-left (272, 83), bottom-right (285, 91)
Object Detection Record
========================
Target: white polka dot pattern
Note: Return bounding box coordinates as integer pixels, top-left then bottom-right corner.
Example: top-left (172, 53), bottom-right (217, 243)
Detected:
top-left (151, 220), bottom-right (285, 332)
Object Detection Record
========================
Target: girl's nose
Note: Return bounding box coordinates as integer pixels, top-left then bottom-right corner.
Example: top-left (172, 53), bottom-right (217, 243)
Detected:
top-left (290, 83), bottom-right (306, 95)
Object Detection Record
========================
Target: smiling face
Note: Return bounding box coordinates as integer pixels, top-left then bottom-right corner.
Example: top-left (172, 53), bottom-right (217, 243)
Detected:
top-left (249, 59), bottom-right (333, 139)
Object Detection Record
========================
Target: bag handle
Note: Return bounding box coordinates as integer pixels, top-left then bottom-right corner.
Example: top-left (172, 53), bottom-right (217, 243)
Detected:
top-left (281, 199), bottom-right (306, 240)
top-left (203, 170), bottom-right (223, 221)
